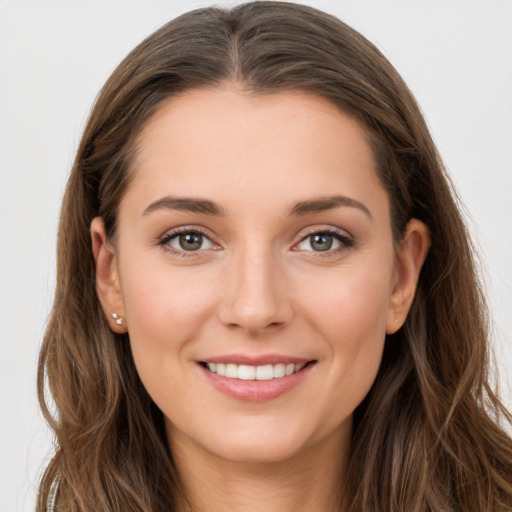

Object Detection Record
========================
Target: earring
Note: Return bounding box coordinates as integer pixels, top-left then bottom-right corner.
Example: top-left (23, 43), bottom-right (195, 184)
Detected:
top-left (111, 313), bottom-right (124, 326)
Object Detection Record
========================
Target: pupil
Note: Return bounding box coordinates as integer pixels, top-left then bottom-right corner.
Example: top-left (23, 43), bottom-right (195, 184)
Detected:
top-left (311, 234), bottom-right (332, 251)
top-left (179, 233), bottom-right (202, 251)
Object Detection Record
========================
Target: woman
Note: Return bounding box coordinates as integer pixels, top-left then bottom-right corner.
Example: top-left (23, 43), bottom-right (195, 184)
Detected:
top-left (37, 2), bottom-right (512, 511)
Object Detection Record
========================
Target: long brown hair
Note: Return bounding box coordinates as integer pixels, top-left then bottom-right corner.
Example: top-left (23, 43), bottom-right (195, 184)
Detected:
top-left (37, 2), bottom-right (512, 511)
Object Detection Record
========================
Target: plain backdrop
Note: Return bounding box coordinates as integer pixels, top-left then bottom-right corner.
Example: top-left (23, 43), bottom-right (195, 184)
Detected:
top-left (1, 1), bottom-right (511, 510)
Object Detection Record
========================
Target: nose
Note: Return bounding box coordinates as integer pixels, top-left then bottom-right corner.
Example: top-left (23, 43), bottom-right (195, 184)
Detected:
top-left (217, 246), bottom-right (293, 335)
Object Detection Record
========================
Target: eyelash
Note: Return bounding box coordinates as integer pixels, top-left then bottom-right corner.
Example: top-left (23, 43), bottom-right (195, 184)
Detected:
top-left (157, 226), bottom-right (354, 258)
top-left (295, 227), bottom-right (354, 257)
top-left (158, 227), bottom-right (218, 258)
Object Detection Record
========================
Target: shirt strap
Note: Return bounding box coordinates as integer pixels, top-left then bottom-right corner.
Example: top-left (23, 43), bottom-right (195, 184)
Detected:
top-left (46, 472), bottom-right (61, 512)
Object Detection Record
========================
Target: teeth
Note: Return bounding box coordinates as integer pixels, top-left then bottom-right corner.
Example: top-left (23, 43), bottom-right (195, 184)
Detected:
top-left (256, 364), bottom-right (273, 380)
top-left (225, 363), bottom-right (238, 378)
top-left (238, 365), bottom-right (255, 380)
top-left (205, 362), bottom-right (308, 380)
top-left (273, 363), bottom-right (285, 378)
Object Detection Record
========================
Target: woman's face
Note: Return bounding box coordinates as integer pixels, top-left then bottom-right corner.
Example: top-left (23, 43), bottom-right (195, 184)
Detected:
top-left (93, 86), bottom-right (424, 466)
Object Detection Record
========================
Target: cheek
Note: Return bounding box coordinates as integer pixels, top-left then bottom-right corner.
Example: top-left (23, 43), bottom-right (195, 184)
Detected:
top-left (118, 261), bottom-right (222, 420)
top-left (118, 257), bottom-right (217, 374)
top-left (122, 256), bottom-right (213, 327)
top-left (305, 264), bottom-right (393, 342)
top-left (301, 265), bottom-right (392, 400)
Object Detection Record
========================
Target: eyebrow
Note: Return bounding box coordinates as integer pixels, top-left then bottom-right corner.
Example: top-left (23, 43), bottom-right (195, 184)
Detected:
top-left (143, 196), bottom-right (224, 216)
top-left (290, 195), bottom-right (372, 218)
top-left (142, 194), bottom-right (371, 219)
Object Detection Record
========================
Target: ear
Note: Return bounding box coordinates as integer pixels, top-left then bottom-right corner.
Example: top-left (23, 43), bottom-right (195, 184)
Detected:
top-left (386, 219), bottom-right (431, 334)
top-left (90, 217), bottom-right (127, 333)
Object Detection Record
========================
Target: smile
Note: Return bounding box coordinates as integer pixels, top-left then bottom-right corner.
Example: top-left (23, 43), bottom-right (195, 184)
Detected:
top-left (203, 362), bottom-right (306, 380)
top-left (198, 358), bottom-right (316, 402)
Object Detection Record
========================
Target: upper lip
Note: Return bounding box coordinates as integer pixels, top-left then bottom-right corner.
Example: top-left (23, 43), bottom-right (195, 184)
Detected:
top-left (199, 354), bottom-right (314, 366)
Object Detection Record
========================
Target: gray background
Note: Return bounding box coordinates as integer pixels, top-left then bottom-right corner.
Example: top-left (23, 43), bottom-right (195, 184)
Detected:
top-left (1, 1), bottom-right (511, 510)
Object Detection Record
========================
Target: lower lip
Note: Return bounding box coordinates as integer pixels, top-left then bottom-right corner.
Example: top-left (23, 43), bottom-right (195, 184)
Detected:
top-left (199, 362), bottom-right (316, 402)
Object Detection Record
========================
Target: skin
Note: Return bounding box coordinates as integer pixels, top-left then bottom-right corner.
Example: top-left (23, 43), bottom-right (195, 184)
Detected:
top-left (92, 85), bottom-right (430, 512)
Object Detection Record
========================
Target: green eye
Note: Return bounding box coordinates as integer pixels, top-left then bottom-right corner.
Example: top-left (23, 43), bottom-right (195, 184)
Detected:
top-left (165, 231), bottom-right (216, 252)
top-left (296, 230), bottom-right (353, 253)
top-left (309, 234), bottom-right (333, 252)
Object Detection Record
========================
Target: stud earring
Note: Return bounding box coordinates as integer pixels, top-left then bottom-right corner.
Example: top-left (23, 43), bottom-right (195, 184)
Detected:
top-left (111, 313), bottom-right (124, 326)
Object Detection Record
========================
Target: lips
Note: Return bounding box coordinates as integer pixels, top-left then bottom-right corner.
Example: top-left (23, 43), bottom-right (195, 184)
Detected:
top-left (198, 356), bottom-right (316, 402)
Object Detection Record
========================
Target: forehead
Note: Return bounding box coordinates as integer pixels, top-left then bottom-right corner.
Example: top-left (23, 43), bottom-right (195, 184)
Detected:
top-left (123, 86), bottom-right (388, 219)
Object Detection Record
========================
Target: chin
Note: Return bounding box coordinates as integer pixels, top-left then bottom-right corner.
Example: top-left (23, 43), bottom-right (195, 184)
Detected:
top-left (205, 435), bottom-right (308, 465)
top-left (167, 411), bottom-right (345, 467)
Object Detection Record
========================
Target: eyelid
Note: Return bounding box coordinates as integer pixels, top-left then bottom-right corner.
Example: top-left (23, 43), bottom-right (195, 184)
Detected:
top-left (293, 226), bottom-right (354, 254)
top-left (157, 225), bottom-right (221, 256)
top-left (156, 224), bottom-right (353, 257)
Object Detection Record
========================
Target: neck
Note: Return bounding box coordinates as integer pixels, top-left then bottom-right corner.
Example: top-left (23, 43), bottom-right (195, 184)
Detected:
top-left (169, 426), bottom-right (351, 512)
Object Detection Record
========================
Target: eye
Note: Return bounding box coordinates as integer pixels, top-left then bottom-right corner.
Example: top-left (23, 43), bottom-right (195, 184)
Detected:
top-left (295, 230), bottom-right (353, 253)
top-left (160, 229), bottom-right (217, 254)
